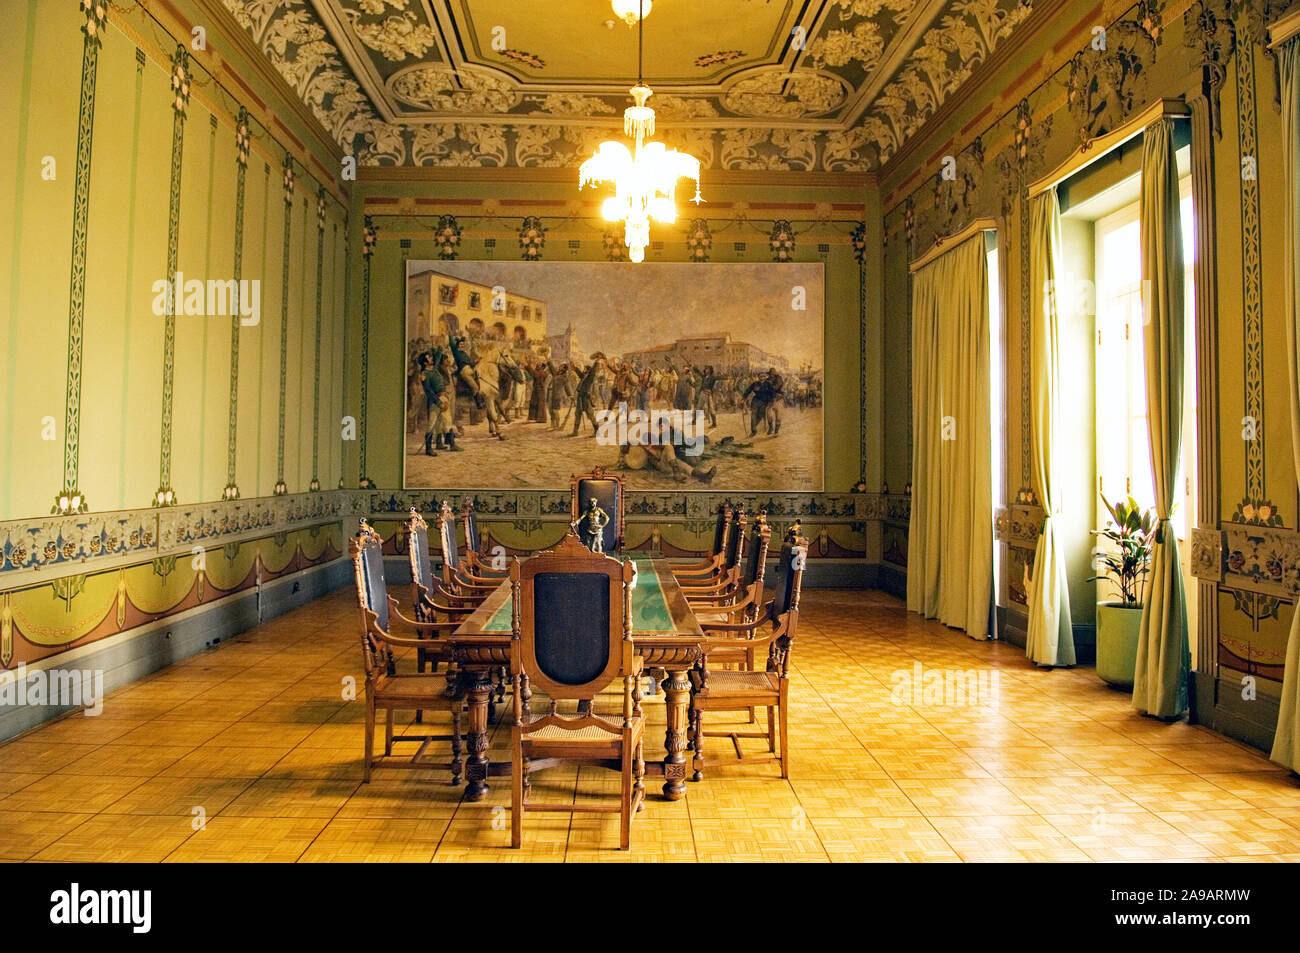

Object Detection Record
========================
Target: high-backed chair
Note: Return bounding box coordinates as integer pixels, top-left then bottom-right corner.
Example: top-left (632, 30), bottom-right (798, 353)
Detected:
top-left (434, 501), bottom-right (499, 607)
top-left (689, 534), bottom-right (807, 781)
top-left (509, 534), bottom-right (645, 850)
top-left (350, 520), bottom-right (464, 784)
top-left (669, 500), bottom-right (732, 573)
top-left (424, 502), bottom-right (509, 709)
top-left (679, 507), bottom-right (748, 604)
top-left (461, 501), bottom-right (509, 578)
top-left (693, 512), bottom-right (772, 629)
top-left (406, 508), bottom-right (473, 673)
top-left (570, 466), bottom-right (625, 554)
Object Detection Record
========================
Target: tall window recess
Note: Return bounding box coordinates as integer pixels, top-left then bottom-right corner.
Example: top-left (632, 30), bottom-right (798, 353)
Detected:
top-left (988, 236), bottom-right (1006, 621)
top-left (1094, 174), bottom-right (1197, 655)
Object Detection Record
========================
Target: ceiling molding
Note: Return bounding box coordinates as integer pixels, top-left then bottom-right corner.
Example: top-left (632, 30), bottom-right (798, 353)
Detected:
top-left (879, 0), bottom-right (1078, 187)
top-left (221, 0), bottom-right (1042, 170)
top-left (838, 0), bottom-right (952, 129)
top-left (182, 0), bottom-right (346, 168)
top-left (357, 163), bottom-right (874, 190)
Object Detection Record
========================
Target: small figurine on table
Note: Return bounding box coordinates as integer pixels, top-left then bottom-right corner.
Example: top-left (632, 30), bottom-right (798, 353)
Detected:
top-left (571, 497), bottom-right (611, 554)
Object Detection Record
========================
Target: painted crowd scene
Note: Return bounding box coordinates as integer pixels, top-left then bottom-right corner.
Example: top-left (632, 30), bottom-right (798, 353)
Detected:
top-left (403, 261), bottom-right (825, 491)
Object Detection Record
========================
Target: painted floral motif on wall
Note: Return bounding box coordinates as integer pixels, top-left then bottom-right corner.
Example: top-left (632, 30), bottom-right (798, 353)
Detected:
top-left (434, 215), bottom-right (462, 259)
top-left (684, 219), bottom-right (713, 262)
top-left (602, 228), bottom-right (628, 262)
top-left (769, 220), bottom-right (796, 261)
top-left (518, 216), bottom-right (546, 260)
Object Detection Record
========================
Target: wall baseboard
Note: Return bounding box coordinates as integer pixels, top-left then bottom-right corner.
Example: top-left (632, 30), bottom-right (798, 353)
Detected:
top-left (1190, 671), bottom-right (1280, 756)
top-left (878, 563), bottom-right (906, 599)
top-left (0, 558), bottom-right (351, 744)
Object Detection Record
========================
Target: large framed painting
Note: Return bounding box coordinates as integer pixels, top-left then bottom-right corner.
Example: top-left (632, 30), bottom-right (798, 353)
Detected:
top-left (403, 261), bottom-right (824, 491)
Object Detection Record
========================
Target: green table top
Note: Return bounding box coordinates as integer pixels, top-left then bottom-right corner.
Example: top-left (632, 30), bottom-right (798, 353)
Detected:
top-left (457, 558), bottom-right (702, 639)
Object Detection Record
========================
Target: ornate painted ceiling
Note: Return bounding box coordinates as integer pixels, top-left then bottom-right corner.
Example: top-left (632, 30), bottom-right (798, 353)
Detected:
top-left (220, 0), bottom-right (1035, 171)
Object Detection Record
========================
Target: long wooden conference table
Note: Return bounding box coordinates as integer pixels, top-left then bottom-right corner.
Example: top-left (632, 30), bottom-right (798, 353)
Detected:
top-left (449, 557), bottom-right (705, 802)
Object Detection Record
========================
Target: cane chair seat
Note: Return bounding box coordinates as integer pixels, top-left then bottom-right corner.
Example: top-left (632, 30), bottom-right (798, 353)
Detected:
top-left (692, 670), bottom-right (779, 694)
top-left (372, 673), bottom-right (464, 704)
top-left (525, 715), bottom-right (644, 745)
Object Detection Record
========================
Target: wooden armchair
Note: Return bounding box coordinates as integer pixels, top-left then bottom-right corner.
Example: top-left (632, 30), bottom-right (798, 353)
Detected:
top-left (689, 534), bottom-right (807, 781)
top-left (669, 500), bottom-right (732, 572)
top-left (461, 501), bottom-right (510, 578)
top-left (406, 507), bottom-right (473, 673)
top-left (509, 534), bottom-right (645, 850)
top-left (680, 507), bottom-right (748, 605)
top-left (693, 511), bottom-right (772, 638)
top-left (434, 501), bottom-right (500, 607)
top-left (570, 466), bottom-right (625, 554)
top-left (350, 521), bottom-right (463, 784)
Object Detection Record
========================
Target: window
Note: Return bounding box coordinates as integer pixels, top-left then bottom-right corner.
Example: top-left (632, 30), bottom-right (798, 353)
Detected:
top-left (1094, 178), bottom-right (1195, 539)
top-left (1093, 175), bottom-right (1197, 653)
top-left (988, 239), bottom-right (1005, 609)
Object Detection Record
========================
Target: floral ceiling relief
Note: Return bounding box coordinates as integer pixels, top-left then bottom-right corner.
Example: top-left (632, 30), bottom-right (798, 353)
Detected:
top-left (219, 0), bottom-right (1039, 169)
top-left (344, 10), bottom-right (437, 62)
top-left (389, 66), bottom-right (520, 112)
top-left (863, 0), bottom-right (1032, 164)
top-left (721, 71), bottom-right (849, 118)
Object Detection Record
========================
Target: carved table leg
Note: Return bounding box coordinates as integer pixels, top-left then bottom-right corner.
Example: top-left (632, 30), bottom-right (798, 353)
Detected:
top-left (463, 670), bottom-right (493, 801)
top-left (661, 668), bottom-right (691, 800)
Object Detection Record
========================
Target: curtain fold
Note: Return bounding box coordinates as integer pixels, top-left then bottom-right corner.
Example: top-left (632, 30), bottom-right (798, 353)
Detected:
top-left (1132, 118), bottom-right (1191, 718)
top-left (1272, 37), bottom-right (1300, 771)
top-left (907, 234), bottom-right (993, 638)
top-left (1025, 189), bottom-right (1077, 666)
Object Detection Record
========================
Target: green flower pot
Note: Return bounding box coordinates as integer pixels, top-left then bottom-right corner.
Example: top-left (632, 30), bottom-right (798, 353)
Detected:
top-left (1096, 602), bottom-right (1142, 689)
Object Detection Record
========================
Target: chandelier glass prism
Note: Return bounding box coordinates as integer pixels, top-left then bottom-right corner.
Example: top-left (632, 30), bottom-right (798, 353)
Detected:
top-left (580, 2), bottom-right (701, 262)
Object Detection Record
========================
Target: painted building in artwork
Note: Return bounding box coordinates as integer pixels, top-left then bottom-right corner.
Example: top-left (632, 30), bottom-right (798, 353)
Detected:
top-left (622, 333), bottom-right (789, 374)
top-left (545, 324), bottom-right (587, 366)
top-left (406, 268), bottom-right (549, 347)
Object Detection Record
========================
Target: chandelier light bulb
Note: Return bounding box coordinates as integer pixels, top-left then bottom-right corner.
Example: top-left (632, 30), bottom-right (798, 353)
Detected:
top-left (611, 0), bottom-right (651, 26)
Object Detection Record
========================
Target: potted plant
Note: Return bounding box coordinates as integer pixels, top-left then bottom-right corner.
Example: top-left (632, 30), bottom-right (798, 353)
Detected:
top-left (1090, 494), bottom-right (1156, 689)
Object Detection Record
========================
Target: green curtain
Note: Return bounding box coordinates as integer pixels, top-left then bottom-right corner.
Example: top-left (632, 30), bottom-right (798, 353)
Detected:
top-left (907, 234), bottom-right (993, 638)
top-left (1272, 36), bottom-right (1300, 771)
top-left (1132, 118), bottom-right (1191, 718)
top-left (1025, 189), bottom-right (1077, 666)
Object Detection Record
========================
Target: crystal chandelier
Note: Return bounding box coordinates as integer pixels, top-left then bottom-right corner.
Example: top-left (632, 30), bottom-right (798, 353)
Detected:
top-left (581, 0), bottom-right (701, 263)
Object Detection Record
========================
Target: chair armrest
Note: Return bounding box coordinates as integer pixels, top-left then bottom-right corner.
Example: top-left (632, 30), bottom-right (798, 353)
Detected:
top-left (467, 556), bottom-right (509, 577)
top-left (388, 597), bottom-right (461, 634)
top-left (700, 616), bottom-right (764, 634)
top-left (693, 587), bottom-right (756, 615)
top-left (373, 630), bottom-right (452, 651)
top-left (420, 594), bottom-right (474, 617)
top-left (667, 556), bottom-right (713, 570)
top-left (679, 576), bottom-right (730, 594)
top-left (452, 570), bottom-right (500, 593)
